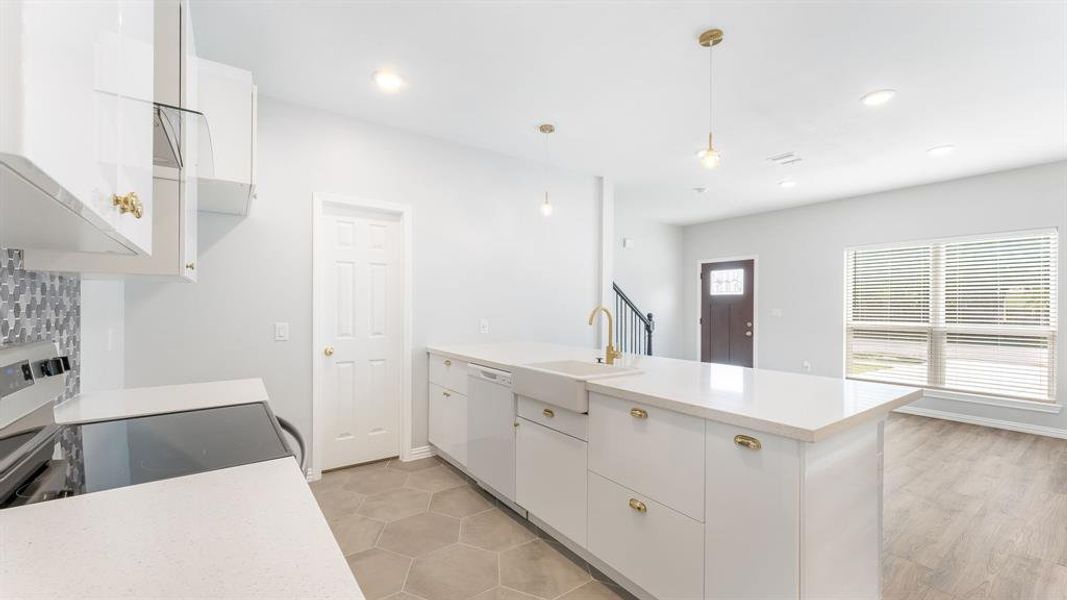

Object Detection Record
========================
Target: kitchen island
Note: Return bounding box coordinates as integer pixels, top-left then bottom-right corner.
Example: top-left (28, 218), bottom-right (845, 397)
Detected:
top-left (425, 342), bottom-right (921, 600)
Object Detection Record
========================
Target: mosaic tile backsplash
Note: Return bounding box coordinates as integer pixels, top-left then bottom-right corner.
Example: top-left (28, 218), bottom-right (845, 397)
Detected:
top-left (0, 248), bottom-right (81, 401)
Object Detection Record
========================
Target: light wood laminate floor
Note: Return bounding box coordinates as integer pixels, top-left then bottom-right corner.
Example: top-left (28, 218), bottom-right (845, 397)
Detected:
top-left (883, 413), bottom-right (1067, 599)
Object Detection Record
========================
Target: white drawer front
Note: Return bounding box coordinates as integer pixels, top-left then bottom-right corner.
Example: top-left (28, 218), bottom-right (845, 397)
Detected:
top-left (706, 421), bottom-right (800, 598)
top-left (428, 383), bottom-right (467, 466)
top-left (588, 393), bottom-right (705, 521)
top-left (517, 395), bottom-right (587, 441)
top-left (516, 418), bottom-right (587, 546)
top-left (428, 353), bottom-right (468, 395)
top-left (588, 472), bottom-right (704, 600)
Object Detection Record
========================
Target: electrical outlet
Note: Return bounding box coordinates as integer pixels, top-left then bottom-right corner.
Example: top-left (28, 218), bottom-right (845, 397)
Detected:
top-left (801, 360), bottom-right (813, 373)
top-left (771, 308), bottom-right (783, 318)
top-left (479, 318), bottom-right (489, 334)
top-left (274, 322), bottom-right (290, 342)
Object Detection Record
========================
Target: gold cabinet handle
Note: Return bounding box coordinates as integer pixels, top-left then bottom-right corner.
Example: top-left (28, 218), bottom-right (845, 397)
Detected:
top-left (185, 262), bottom-right (196, 271)
top-left (542, 408), bottom-right (555, 418)
top-left (630, 408), bottom-right (648, 419)
top-left (628, 498), bottom-right (647, 513)
top-left (324, 345), bottom-right (335, 357)
top-left (444, 359), bottom-right (452, 367)
top-left (112, 192), bottom-right (144, 219)
top-left (442, 391), bottom-right (451, 397)
top-left (734, 434), bottom-right (762, 451)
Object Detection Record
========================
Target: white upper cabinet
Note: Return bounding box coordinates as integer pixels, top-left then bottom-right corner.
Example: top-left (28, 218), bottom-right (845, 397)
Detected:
top-left (197, 58), bottom-right (256, 215)
top-left (0, 0), bottom-right (154, 255)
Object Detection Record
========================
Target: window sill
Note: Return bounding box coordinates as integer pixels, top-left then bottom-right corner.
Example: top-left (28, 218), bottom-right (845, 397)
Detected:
top-left (921, 389), bottom-right (1063, 414)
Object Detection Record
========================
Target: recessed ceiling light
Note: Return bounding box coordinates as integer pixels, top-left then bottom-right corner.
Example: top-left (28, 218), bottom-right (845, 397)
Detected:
top-left (860, 89), bottom-right (896, 106)
top-left (373, 69), bottom-right (406, 93)
top-left (779, 180), bottom-right (797, 188)
top-left (927, 144), bottom-right (956, 157)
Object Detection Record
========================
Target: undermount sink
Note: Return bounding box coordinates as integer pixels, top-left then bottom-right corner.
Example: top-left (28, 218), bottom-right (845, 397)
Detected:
top-left (511, 360), bottom-right (640, 413)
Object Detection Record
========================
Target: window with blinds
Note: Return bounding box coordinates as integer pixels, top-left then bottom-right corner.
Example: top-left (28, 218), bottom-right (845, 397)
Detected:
top-left (845, 230), bottom-right (1058, 403)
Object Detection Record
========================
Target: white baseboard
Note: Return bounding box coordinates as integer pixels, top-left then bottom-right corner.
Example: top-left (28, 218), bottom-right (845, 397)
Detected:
top-left (404, 445), bottom-right (435, 461)
top-left (894, 405), bottom-right (1067, 439)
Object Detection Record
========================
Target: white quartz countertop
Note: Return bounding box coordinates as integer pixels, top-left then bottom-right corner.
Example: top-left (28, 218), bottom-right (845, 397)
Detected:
top-left (53, 378), bottom-right (270, 424)
top-left (0, 458), bottom-right (361, 598)
top-left (427, 342), bottom-right (921, 442)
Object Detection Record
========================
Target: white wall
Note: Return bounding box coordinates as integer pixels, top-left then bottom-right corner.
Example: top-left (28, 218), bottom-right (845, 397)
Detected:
top-left (613, 201), bottom-right (685, 358)
top-left (123, 98), bottom-right (602, 459)
top-left (683, 161), bottom-right (1067, 434)
top-left (79, 280), bottom-right (125, 392)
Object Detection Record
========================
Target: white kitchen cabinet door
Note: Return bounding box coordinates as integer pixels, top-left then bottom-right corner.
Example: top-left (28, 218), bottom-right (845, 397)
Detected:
top-left (705, 421), bottom-right (800, 599)
top-left (466, 367), bottom-right (516, 501)
top-left (0, 0), bottom-right (153, 255)
top-left (587, 472), bottom-right (704, 600)
top-left (515, 418), bottom-right (587, 547)
top-left (428, 383), bottom-right (467, 467)
top-left (587, 393), bottom-right (705, 521)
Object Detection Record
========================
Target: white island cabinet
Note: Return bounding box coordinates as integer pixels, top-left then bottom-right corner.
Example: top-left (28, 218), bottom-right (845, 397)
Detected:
top-left (0, 0), bottom-right (154, 255)
top-left (426, 343), bottom-right (920, 600)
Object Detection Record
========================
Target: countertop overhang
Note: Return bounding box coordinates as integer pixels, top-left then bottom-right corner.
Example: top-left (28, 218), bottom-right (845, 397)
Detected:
top-left (427, 342), bottom-right (922, 442)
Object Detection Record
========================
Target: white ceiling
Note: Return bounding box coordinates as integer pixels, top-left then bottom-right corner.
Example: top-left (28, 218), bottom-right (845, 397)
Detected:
top-left (190, 1), bottom-right (1067, 225)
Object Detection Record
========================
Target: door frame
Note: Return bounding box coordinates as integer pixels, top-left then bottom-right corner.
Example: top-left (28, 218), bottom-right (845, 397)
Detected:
top-left (311, 192), bottom-right (414, 480)
top-left (694, 255), bottom-right (759, 367)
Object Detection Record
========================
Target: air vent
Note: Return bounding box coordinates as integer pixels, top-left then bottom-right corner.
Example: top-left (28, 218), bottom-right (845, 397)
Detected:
top-left (767, 152), bottom-right (802, 165)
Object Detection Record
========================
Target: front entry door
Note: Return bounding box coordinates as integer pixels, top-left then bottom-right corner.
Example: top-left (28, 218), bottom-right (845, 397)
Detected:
top-left (320, 205), bottom-right (403, 470)
top-left (700, 259), bottom-right (754, 367)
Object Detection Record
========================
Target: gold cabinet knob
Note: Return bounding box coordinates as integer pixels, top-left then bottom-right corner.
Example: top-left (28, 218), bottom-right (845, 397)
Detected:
top-left (630, 408), bottom-right (648, 419)
top-left (734, 434), bottom-right (762, 450)
top-left (185, 262), bottom-right (195, 271)
top-left (323, 345), bottom-right (335, 357)
top-left (442, 391), bottom-right (451, 397)
top-left (444, 359), bottom-right (452, 367)
top-left (542, 408), bottom-right (555, 418)
top-left (112, 192), bottom-right (144, 219)
top-left (745, 331), bottom-right (752, 337)
top-left (628, 498), bottom-right (647, 513)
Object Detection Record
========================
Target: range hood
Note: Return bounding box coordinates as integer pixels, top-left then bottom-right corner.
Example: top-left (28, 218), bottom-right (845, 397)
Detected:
top-left (153, 102), bottom-right (214, 177)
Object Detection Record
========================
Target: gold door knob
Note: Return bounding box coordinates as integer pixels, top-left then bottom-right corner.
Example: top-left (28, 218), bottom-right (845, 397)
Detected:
top-left (542, 408), bottom-right (555, 418)
top-left (324, 345), bottom-right (335, 357)
top-left (630, 408), bottom-right (648, 419)
top-left (628, 498), bottom-right (647, 513)
top-left (112, 192), bottom-right (144, 219)
top-left (734, 434), bottom-right (762, 450)
top-left (186, 262), bottom-right (196, 271)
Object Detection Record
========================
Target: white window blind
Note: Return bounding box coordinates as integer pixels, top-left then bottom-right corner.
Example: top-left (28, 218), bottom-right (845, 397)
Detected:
top-left (846, 230), bottom-right (1058, 403)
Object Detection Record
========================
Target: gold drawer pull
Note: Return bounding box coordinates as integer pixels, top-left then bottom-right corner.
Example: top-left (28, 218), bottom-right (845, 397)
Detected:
top-left (113, 192), bottom-right (144, 219)
top-left (628, 498), bottom-right (647, 513)
top-left (542, 408), bottom-right (555, 418)
top-left (630, 408), bottom-right (648, 419)
top-left (186, 262), bottom-right (196, 271)
top-left (734, 434), bottom-right (762, 451)
top-left (444, 359), bottom-right (452, 367)
top-left (443, 391), bottom-right (451, 397)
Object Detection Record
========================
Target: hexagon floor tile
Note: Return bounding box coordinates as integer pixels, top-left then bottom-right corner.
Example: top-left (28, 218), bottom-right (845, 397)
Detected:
top-left (313, 458), bottom-right (634, 600)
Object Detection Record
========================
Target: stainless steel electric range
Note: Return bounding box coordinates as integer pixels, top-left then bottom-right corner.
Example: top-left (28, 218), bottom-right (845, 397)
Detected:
top-left (0, 342), bottom-right (298, 509)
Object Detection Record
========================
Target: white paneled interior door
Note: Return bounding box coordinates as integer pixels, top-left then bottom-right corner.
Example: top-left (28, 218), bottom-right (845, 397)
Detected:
top-left (320, 205), bottom-right (403, 469)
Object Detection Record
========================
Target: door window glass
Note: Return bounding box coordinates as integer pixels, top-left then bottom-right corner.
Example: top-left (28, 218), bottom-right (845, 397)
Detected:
top-left (710, 269), bottom-right (744, 295)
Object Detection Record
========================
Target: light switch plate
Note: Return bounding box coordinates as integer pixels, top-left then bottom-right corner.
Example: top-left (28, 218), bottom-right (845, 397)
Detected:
top-left (274, 322), bottom-right (290, 341)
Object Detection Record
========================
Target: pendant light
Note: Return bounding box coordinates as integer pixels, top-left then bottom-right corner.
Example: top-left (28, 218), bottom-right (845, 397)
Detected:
top-left (698, 28), bottom-right (723, 169)
top-left (539, 123), bottom-right (555, 216)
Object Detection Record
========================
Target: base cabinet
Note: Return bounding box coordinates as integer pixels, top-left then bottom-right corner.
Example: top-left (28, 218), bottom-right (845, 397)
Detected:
top-left (588, 472), bottom-right (704, 600)
top-left (515, 418), bottom-right (587, 547)
top-left (428, 383), bottom-right (467, 466)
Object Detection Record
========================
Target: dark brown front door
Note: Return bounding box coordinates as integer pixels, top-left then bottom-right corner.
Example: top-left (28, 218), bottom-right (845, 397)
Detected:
top-left (700, 259), bottom-right (754, 367)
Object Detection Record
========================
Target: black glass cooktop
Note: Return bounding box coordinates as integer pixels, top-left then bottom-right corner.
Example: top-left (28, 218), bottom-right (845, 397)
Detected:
top-left (4, 403), bottom-right (293, 507)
